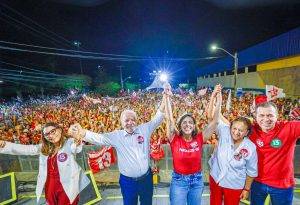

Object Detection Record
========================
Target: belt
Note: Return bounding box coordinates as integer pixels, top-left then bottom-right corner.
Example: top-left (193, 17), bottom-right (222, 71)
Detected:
top-left (121, 168), bottom-right (151, 181)
top-left (173, 171), bottom-right (202, 178)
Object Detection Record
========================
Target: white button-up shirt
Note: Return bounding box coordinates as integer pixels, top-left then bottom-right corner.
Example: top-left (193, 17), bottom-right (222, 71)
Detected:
top-left (84, 110), bottom-right (164, 178)
top-left (209, 120), bottom-right (258, 189)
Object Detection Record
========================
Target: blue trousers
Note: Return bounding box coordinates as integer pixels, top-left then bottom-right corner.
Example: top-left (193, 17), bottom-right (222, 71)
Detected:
top-left (119, 169), bottom-right (153, 205)
top-left (170, 171), bottom-right (204, 205)
top-left (250, 181), bottom-right (294, 205)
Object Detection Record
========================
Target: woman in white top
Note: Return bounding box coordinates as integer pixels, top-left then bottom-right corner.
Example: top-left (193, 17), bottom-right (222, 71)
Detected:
top-left (207, 85), bottom-right (258, 205)
top-left (0, 122), bottom-right (89, 205)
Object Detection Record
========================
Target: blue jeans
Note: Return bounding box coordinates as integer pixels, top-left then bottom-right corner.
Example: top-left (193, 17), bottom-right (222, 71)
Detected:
top-left (119, 169), bottom-right (153, 205)
top-left (170, 171), bottom-right (204, 205)
top-left (250, 181), bottom-right (294, 205)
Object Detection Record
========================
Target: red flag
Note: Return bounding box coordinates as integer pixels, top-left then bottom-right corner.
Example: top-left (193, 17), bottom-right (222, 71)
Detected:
top-left (289, 107), bottom-right (300, 120)
top-left (131, 91), bottom-right (138, 101)
top-left (88, 146), bottom-right (116, 173)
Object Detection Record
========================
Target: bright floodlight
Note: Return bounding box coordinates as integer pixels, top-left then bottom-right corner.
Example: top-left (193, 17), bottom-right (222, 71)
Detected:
top-left (159, 73), bottom-right (168, 82)
top-left (211, 44), bottom-right (218, 51)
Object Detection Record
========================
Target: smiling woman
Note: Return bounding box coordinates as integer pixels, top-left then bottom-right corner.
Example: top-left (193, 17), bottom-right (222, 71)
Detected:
top-left (206, 86), bottom-right (257, 205)
top-left (164, 84), bottom-right (222, 205)
top-left (0, 122), bottom-right (90, 205)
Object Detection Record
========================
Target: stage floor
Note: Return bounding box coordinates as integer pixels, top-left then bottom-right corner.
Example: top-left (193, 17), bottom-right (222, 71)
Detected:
top-left (13, 184), bottom-right (300, 205)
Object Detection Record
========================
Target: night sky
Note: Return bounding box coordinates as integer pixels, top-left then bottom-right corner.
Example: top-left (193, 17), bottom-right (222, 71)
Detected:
top-left (0, 0), bottom-right (299, 85)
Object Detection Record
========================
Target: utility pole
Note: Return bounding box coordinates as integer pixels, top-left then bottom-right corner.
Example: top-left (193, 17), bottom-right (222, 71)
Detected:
top-left (211, 45), bottom-right (238, 96)
top-left (117, 65), bottom-right (124, 90)
top-left (233, 52), bottom-right (238, 96)
top-left (74, 41), bottom-right (83, 74)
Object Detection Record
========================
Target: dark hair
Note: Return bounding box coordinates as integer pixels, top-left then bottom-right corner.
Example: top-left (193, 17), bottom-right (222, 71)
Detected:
top-left (230, 117), bottom-right (252, 137)
top-left (177, 113), bottom-right (198, 138)
top-left (41, 122), bottom-right (66, 156)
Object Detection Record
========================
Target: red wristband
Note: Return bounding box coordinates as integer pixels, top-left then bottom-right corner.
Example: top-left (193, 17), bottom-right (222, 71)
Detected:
top-left (243, 188), bottom-right (250, 192)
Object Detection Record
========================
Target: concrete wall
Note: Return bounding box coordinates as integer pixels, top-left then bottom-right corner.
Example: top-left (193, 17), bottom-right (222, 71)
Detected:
top-left (197, 72), bottom-right (265, 90)
top-left (197, 55), bottom-right (300, 97)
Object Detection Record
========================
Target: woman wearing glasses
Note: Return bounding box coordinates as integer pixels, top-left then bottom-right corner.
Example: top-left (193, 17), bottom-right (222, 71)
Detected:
top-left (0, 122), bottom-right (89, 205)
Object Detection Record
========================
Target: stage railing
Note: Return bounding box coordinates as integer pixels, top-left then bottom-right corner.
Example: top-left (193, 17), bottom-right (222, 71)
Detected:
top-left (0, 144), bottom-right (299, 184)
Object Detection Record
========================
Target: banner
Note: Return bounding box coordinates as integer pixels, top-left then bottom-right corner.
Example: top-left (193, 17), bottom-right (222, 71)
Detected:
top-left (88, 146), bottom-right (116, 174)
top-left (289, 107), bottom-right (300, 120)
top-left (266, 85), bottom-right (285, 101)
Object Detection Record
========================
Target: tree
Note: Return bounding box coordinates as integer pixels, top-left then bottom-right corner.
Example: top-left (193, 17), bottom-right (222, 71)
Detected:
top-left (95, 82), bottom-right (121, 96)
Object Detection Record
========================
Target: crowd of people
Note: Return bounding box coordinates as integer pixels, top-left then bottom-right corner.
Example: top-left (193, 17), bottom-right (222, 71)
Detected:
top-left (0, 87), bottom-right (299, 205)
top-left (0, 89), bottom-right (298, 147)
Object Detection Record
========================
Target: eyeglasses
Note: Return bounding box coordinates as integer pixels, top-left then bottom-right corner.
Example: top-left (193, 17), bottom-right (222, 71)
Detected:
top-left (43, 128), bottom-right (57, 138)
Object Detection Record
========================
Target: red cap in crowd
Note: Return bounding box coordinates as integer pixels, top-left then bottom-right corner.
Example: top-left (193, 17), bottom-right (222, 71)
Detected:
top-left (255, 95), bottom-right (268, 105)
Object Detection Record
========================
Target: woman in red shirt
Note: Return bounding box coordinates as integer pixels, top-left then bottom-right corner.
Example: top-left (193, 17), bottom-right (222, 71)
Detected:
top-left (164, 84), bottom-right (222, 205)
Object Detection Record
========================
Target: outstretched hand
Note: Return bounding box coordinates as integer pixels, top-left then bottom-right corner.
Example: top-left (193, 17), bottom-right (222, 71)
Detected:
top-left (163, 83), bottom-right (172, 96)
top-left (68, 123), bottom-right (86, 141)
top-left (213, 84), bottom-right (222, 97)
top-left (0, 140), bottom-right (6, 148)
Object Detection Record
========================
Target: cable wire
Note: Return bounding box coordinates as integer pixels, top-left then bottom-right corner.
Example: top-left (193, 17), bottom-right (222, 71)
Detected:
top-left (0, 3), bottom-right (74, 47)
top-left (0, 44), bottom-right (220, 62)
top-left (0, 11), bottom-right (72, 48)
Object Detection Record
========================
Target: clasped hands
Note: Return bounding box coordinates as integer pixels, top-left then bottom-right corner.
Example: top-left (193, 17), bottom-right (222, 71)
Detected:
top-left (68, 123), bottom-right (86, 144)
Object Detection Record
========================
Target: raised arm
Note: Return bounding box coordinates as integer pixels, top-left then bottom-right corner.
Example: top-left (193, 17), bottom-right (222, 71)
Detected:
top-left (0, 140), bottom-right (40, 155)
top-left (206, 86), bottom-right (218, 122)
top-left (165, 94), bottom-right (177, 142)
top-left (202, 88), bottom-right (222, 141)
top-left (206, 84), bottom-right (230, 125)
top-left (143, 93), bottom-right (166, 135)
top-left (68, 123), bottom-right (115, 146)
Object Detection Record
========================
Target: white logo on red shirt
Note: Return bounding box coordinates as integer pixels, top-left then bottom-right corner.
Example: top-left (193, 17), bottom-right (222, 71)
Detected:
top-left (190, 142), bottom-right (198, 149)
top-left (179, 147), bottom-right (200, 153)
top-left (256, 139), bottom-right (264, 147)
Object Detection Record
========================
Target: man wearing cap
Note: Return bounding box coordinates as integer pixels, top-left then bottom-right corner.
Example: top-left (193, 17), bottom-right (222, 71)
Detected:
top-left (68, 94), bottom-right (166, 205)
top-left (249, 99), bottom-right (300, 205)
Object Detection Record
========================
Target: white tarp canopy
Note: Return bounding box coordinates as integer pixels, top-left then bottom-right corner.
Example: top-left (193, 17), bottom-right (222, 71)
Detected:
top-left (146, 75), bottom-right (166, 90)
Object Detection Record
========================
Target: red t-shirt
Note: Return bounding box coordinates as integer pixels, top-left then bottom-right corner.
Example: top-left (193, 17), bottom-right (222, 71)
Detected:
top-left (249, 121), bottom-right (300, 188)
top-left (170, 133), bottom-right (203, 175)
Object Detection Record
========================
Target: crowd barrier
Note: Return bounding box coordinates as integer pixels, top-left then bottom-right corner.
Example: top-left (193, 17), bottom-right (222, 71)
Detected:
top-left (0, 144), bottom-right (299, 183)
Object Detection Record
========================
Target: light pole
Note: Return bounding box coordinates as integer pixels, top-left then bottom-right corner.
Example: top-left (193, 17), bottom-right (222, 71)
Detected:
top-left (211, 44), bottom-right (238, 95)
top-left (121, 76), bottom-right (131, 90)
top-left (74, 41), bottom-right (83, 74)
top-left (117, 65), bottom-right (124, 90)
